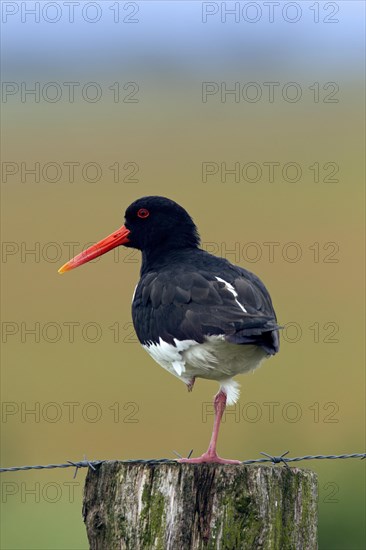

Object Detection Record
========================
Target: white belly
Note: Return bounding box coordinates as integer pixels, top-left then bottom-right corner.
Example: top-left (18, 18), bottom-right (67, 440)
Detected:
top-left (143, 335), bottom-right (268, 404)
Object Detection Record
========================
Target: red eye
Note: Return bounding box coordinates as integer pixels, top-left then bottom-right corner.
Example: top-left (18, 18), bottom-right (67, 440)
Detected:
top-left (137, 208), bottom-right (150, 219)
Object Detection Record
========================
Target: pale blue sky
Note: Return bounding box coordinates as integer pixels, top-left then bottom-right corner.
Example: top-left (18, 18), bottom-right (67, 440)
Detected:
top-left (2, 1), bottom-right (364, 79)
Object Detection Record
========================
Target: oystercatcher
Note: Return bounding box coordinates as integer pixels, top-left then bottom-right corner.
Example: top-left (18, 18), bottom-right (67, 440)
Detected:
top-left (59, 196), bottom-right (280, 464)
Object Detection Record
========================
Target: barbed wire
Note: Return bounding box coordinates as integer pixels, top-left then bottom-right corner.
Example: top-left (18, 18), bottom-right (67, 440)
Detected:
top-left (1, 452), bottom-right (365, 477)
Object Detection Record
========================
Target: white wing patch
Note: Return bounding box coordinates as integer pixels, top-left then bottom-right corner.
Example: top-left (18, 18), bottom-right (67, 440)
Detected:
top-left (215, 277), bottom-right (247, 313)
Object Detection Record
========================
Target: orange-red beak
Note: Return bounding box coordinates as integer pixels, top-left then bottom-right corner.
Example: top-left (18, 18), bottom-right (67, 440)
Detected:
top-left (58, 225), bottom-right (130, 274)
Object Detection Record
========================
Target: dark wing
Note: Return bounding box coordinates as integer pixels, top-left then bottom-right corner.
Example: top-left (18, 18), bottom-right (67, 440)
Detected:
top-left (132, 266), bottom-right (280, 355)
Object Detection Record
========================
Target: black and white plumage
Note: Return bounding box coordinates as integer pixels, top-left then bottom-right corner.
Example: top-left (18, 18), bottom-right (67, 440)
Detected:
top-left (132, 249), bottom-right (279, 404)
top-left (124, 196), bottom-right (279, 406)
top-left (59, 195), bottom-right (280, 463)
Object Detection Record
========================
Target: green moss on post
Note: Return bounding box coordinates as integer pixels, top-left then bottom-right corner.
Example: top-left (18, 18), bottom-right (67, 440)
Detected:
top-left (83, 461), bottom-right (318, 550)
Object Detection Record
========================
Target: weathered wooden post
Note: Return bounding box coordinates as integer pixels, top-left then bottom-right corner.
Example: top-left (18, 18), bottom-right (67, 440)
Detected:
top-left (83, 460), bottom-right (318, 550)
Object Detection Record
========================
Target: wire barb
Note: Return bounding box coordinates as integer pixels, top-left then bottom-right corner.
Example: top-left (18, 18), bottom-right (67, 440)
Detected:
top-left (66, 460), bottom-right (81, 479)
top-left (172, 449), bottom-right (194, 459)
top-left (260, 451), bottom-right (290, 469)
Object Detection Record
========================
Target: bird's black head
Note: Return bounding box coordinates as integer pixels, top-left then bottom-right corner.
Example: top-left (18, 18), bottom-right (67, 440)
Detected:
top-left (124, 196), bottom-right (200, 252)
top-left (58, 196), bottom-right (200, 274)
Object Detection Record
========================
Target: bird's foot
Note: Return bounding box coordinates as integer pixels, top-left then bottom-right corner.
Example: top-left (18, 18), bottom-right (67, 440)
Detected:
top-left (178, 451), bottom-right (240, 465)
top-left (186, 377), bottom-right (196, 392)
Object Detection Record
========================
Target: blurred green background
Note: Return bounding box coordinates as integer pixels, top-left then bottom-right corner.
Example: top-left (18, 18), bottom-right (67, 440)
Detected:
top-left (1, 1), bottom-right (365, 549)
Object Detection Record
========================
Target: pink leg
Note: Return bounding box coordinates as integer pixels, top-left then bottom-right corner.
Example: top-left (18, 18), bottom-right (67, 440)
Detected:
top-left (179, 390), bottom-right (240, 465)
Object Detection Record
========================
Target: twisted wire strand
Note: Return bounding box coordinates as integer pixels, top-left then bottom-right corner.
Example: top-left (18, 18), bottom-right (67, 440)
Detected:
top-left (1, 453), bottom-right (365, 474)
